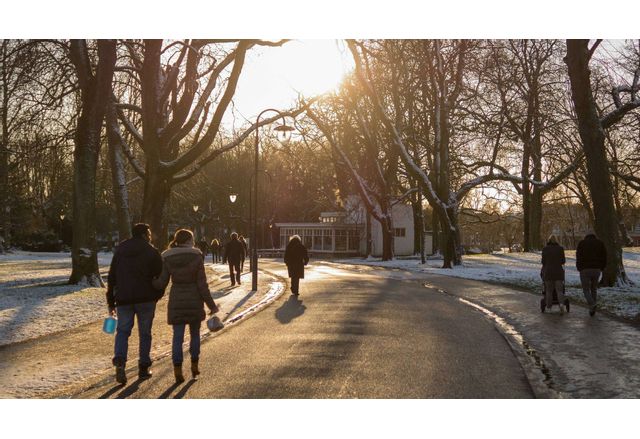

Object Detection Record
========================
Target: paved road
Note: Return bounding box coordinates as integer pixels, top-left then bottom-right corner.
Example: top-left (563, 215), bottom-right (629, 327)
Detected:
top-left (79, 261), bottom-right (533, 398)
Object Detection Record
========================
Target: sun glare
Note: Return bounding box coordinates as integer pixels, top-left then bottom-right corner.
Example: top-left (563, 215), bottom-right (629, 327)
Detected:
top-left (229, 39), bottom-right (353, 126)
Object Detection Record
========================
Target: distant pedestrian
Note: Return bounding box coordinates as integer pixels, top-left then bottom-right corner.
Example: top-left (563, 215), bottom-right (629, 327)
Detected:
top-left (0, 234), bottom-right (5, 254)
top-left (284, 235), bottom-right (309, 296)
top-left (106, 223), bottom-right (164, 385)
top-left (239, 235), bottom-right (248, 272)
top-left (541, 234), bottom-right (567, 314)
top-left (196, 238), bottom-right (209, 261)
top-left (224, 232), bottom-right (245, 286)
top-left (576, 232), bottom-right (607, 316)
top-left (210, 238), bottom-right (221, 264)
top-left (153, 229), bottom-right (219, 383)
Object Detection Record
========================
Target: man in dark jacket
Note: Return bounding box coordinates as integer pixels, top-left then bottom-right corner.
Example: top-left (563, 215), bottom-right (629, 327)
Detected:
top-left (541, 235), bottom-right (566, 313)
top-left (576, 232), bottom-right (607, 316)
top-left (107, 223), bottom-right (164, 384)
top-left (223, 232), bottom-right (245, 286)
top-left (196, 238), bottom-right (209, 261)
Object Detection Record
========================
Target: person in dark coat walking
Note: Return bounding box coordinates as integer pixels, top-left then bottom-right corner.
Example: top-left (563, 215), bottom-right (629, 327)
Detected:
top-left (576, 232), bottom-right (607, 316)
top-left (284, 235), bottom-right (309, 296)
top-left (106, 223), bottom-right (164, 385)
top-left (210, 238), bottom-right (221, 264)
top-left (224, 232), bottom-right (245, 286)
top-left (541, 234), bottom-right (567, 313)
top-left (153, 229), bottom-right (219, 383)
top-left (196, 238), bottom-right (209, 261)
top-left (239, 235), bottom-right (248, 272)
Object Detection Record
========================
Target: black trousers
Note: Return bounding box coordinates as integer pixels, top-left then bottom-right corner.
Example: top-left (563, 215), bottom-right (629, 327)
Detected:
top-left (291, 277), bottom-right (300, 294)
top-left (229, 261), bottom-right (241, 284)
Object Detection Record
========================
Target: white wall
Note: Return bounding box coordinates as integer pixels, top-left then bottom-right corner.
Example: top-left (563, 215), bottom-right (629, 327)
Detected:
top-left (369, 203), bottom-right (415, 257)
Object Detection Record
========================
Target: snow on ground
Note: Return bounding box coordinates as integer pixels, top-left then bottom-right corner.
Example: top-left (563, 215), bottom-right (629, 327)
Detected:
top-left (0, 251), bottom-right (114, 346)
top-left (337, 248), bottom-right (640, 320)
top-left (0, 251), bottom-right (233, 347)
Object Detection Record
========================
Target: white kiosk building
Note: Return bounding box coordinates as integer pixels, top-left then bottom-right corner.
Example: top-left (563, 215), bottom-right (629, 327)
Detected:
top-left (275, 195), bottom-right (426, 257)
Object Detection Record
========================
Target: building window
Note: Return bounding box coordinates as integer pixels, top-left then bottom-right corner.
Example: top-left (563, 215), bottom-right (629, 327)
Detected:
top-left (323, 229), bottom-right (333, 251)
top-left (394, 228), bottom-right (406, 238)
top-left (335, 230), bottom-right (347, 251)
top-left (348, 230), bottom-right (360, 251)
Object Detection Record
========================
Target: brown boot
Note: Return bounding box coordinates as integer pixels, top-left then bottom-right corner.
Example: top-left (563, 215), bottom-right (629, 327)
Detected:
top-left (174, 365), bottom-right (185, 384)
top-left (191, 359), bottom-right (200, 379)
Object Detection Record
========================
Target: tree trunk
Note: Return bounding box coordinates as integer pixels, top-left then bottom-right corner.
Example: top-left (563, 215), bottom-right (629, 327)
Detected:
top-left (380, 207), bottom-right (395, 261)
top-left (1, 44), bottom-right (10, 248)
top-left (365, 211), bottom-right (372, 258)
top-left (431, 209), bottom-right (440, 255)
top-left (142, 163), bottom-right (171, 250)
top-left (68, 40), bottom-right (116, 286)
top-left (565, 39), bottom-right (627, 286)
top-left (530, 186), bottom-right (543, 249)
top-left (417, 186), bottom-right (426, 263)
top-left (107, 102), bottom-right (132, 243)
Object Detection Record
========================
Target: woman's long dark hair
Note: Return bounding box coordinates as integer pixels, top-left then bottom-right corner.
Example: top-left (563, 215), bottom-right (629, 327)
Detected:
top-left (168, 229), bottom-right (194, 249)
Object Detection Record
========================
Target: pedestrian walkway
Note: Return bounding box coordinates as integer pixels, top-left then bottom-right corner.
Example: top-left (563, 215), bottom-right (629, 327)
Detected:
top-left (0, 264), bottom-right (283, 398)
top-left (422, 273), bottom-right (640, 398)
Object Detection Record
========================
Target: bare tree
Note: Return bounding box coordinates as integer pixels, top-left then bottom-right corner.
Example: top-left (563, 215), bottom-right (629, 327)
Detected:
top-left (68, 39), bottom-right (117, 286)
top-left (565, 39), bottom-right (640, 286)
top-left (112, 39), bottom-right (309, 248)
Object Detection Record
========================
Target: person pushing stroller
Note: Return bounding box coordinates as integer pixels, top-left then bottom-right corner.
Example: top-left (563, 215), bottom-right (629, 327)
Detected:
top-left (540, 234), bottom-right (568, 314)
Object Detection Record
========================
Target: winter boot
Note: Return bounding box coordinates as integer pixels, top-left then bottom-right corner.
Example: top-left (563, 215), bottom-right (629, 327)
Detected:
top-left (115, 365), bottom-right (127, 385)
top-left (191, 359), bottom-right (200, 379)
top-left (138, 365), bottom-right (152, 380)
top-left (174, 365), bottom-right (185, 383)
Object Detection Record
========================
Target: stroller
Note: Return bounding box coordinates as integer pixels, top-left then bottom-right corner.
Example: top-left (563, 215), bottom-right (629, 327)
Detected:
top-left (540, 282), bottom-right (570, 313)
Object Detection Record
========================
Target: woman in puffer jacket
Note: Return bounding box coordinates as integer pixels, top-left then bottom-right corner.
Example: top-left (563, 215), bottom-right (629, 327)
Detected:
top-left (153, 229), bottom-right (218, 383)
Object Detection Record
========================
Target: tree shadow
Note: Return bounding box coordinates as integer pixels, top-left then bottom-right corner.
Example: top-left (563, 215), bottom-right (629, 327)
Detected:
top-left (275, 295), bottom-right (307, 324)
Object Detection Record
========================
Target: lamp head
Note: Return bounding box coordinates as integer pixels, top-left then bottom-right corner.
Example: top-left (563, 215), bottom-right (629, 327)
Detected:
top-left (273, 122), bottom-right (294, 145)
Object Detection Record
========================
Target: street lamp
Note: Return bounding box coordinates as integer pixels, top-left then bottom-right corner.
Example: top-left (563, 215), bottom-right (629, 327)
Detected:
top-left (229, 194), bottom-right (237, 204)
top-left (251, 109), bottom-right (295, 291)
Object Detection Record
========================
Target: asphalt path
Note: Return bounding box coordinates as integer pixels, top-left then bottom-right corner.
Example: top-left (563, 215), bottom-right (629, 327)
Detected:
top-left (79, 261), bottom-right (533, 398)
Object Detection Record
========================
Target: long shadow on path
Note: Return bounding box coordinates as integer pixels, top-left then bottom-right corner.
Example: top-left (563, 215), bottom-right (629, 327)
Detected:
top-left (275, 295), bottom-right (306, 324)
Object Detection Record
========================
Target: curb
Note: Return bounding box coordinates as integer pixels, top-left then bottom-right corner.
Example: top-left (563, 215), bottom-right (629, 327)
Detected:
top-left (425, 282), bottom-right (567, 399)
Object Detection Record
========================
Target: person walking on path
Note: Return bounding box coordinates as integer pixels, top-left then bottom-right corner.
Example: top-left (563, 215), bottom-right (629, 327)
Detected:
top-left (224, 232), bottom-right (245, 286)
top-left (541, 234), bottom-right (567, 314)
top-left (284, 235), bottom-right (309, 296)
top-left (576, 232), bottom-right (607, 316)
top-left (106, 223), bottom-right (164, 385)
top-left (239, 235), bottom-right (248, 272)
top-left (196, 238), bottom-right (209, 261)
top-left (210, 238), bottom-right (221, 264)
top-left (153, 229), bottom-right (219, 383)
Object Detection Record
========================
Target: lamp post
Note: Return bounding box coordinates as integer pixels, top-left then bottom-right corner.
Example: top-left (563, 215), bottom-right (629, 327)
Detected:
top-left (59, 213), bottom-right (65, 247)
top-left (251, 109), bottom-right (294, 291)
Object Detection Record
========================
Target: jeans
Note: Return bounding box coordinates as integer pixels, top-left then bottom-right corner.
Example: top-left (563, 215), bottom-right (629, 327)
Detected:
top-left (172, 321), bottom-right (201, 366)
top-left (580, 268), bottom-right (601, 307)
top-left (544, 280), bottom-right (565, 306)
top-left (229, 261), bottom-right (241, 284)
top-left (113, 301), bottom-right (156, 368)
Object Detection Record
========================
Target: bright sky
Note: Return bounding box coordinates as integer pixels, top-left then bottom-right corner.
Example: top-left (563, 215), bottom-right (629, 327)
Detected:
top-left (225, 39), bottom-right (354, 128)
